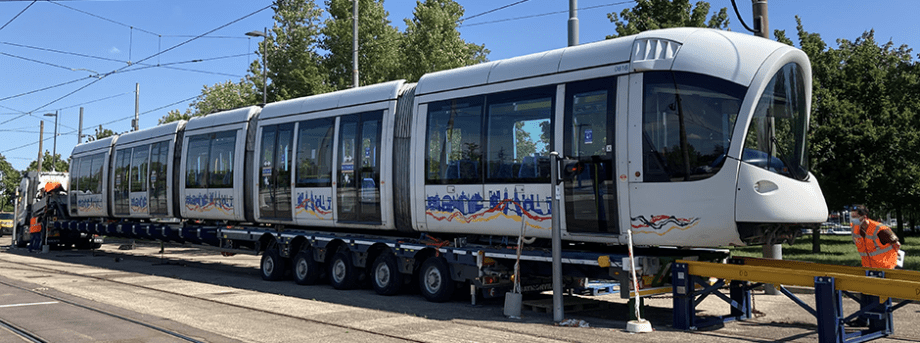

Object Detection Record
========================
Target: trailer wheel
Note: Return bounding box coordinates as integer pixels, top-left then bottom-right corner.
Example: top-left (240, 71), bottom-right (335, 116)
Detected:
top-left (293, 249), bottom-right (321, 285)
top-left (419, 257), bottom-right (455, 302)
top-left (260, 249), bottom-right (287, 281)
top-left (371, 253), bottom-right (402, 296)
top-left (328, 251), bottom-right (357, 290)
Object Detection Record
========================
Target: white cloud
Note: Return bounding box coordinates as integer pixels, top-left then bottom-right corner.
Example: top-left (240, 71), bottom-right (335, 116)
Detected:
top-left (109, 47), bottom-right (121, 54)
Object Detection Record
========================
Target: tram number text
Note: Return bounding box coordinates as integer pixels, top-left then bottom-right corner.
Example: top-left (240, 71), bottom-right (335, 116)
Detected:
top-left (739, 270), bottom-right (749, 278)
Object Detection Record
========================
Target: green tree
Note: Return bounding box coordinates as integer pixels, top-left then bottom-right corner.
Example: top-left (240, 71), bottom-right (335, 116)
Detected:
top-left (159, 109), bottom-right (194, 125)
top-left (162, 79), bottom-right (258, 124)
top-left (606, 0), bottom-right (729, 39)
top-left (84, 125), bottom-right (115, 142)
top-left (401, 0), bottom-right (489, 82)
top-left (25, 151), bottom-right (69, 173)
top-left (251, 0), bottom-right (330, 102)
top-left (778, 17), bottom-right (920, 243)
top-left (320, 0), bottom-right (402, 90)
top-left (0, 154), bottom-right (21, 212)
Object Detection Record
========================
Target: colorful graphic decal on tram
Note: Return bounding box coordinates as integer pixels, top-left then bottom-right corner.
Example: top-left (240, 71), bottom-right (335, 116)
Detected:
top-left (295, 190), bottom-right (333, 220)
top-left (426, 189), bottom-right (552, 229)
top-left (630, 215), bottom-right (700, 235)
top-left (185, 191), bottom-right (235, 215)
top-left (77, 195), bottom-right (104, 214)
top-left (130, 195), bottom-right (149, 214)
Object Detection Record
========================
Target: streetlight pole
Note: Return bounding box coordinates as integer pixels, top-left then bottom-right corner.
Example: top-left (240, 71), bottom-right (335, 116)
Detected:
top-left (246, 28), bottom-right (269, 105)
top-left (43, 111), bottom-right (58, 172)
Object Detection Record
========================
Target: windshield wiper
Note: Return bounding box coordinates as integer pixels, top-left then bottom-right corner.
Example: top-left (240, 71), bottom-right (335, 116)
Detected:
top-left (770, 136), bottom-right (802, 180)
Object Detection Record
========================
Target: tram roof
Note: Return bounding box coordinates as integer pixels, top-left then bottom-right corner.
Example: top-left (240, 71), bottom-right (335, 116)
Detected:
top-left (185, 106), bottom-right (261, 132)
top-left (416, 27), bottom-right (793, 95)
top-left (259, 80), bottom-right (406, 121)
top-left (72, 135), bottom-right (117, 156)
top-left (114, 120), bottom-right (186, 146)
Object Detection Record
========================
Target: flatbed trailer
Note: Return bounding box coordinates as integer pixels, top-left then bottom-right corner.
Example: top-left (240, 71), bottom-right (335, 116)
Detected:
top-left (55, 218), bottom-right (728, 303)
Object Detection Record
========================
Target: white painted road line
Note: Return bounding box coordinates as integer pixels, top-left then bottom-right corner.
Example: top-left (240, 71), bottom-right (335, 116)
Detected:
top-left (0, 301), bottom-right (59, 308)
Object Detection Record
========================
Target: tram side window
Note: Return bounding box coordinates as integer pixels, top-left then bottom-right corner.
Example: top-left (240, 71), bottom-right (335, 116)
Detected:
top-left (130, 144), bottom-right (149, 192)
top-left (426, 97), bottom-right (484, 184)
top-left (78, 157), bottom-right (92, 192)
top-left (186, 135), bottom-right (211, 188)
top-left (485, 89), bottom-right (553, 183)
top-left (743, 63), bottom-right (809, 181)
top-left (642, 71), bottom-right (746, 182)
top-left (114, 148), bottom-right (132, 192)
top-left (90, 153), bottom-right (105, 193)
top-left (209, 131), bottom-right (236, 188)
top-left (296, 118), bottom-right (334, 187)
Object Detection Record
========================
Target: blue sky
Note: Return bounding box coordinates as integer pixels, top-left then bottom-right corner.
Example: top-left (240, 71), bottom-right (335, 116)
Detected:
top-left (1, 0), bottom-right (917, 171)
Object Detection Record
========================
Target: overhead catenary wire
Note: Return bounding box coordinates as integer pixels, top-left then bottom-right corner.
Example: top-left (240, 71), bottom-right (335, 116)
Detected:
top-left (730, 0), bottom-right (756, 33)
top-left (5, 3), bottom-right (272, 117)
top-left (460, 0), bottom-right (532, 22)
top-left (0, 0), bottom-right (37, 32)
top-left (461, 1), bottom-right (636, 27)
top-left (1, 93), bottom-right (200, 155)
top-left (50, 0), bottom-right (159, 36)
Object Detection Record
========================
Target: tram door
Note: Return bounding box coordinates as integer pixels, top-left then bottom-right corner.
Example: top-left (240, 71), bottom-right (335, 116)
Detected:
top-left (337, 112), bottom-right (382, 223)
top-left (562, 78), bottom-right (619, 234)
top-left (259, 124), bottom-right (294, 220)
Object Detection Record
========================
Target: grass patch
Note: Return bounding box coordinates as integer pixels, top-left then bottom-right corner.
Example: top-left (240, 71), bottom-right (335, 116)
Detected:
top-left (728, 234), bottom-right (920, 271)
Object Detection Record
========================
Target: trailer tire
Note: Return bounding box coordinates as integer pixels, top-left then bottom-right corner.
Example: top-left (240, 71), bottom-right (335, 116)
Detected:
top-left (419, 257), bottom-right (455, 302)
top-left (260, 249), bottom-right (287, 281)
top-left (293, 249), bottom-right (321, 285)
top-left (371, 253), bottom-right (402, 296)
top-left (329, 251), bottom-right (358, 290)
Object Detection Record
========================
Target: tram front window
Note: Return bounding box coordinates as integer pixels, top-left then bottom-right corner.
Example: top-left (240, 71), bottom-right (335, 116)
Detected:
top-left (642, 72), bottom-right (746, 182)
top-left (743, 63), bottom-right (809, 181)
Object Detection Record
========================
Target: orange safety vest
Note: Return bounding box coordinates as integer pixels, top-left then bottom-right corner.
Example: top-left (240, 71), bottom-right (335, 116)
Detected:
top-left (29, 217), bottom-right (42, 234)
top-left (852, 219), bottom-right (898, 269)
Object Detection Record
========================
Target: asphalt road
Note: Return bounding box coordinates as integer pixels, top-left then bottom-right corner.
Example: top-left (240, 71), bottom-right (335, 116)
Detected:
top-left (1, 241), bottom-right (918, 343)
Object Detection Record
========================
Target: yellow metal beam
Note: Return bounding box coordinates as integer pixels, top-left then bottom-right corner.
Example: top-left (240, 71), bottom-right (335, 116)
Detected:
top-left (735, 257), bottom-right (920, 282)
top-left (678, 260), bottom-right (920, 301)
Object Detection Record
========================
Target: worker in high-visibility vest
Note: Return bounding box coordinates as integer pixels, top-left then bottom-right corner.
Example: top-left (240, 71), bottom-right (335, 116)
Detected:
top-left (850, 204), bottom-right (901, 269)
top-left (28, 216), bottom-right (42, 253)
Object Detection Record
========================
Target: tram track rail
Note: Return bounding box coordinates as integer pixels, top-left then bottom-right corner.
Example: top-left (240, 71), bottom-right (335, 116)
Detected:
top-left (0, 316), bottom-right (47, 343)
top-left (0, 253), bottom-right (588, 343)
top-left (0, 278), bottom-right (206, 343)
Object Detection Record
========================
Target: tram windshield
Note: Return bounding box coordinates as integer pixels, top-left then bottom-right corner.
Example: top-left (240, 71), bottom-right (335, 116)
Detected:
top-left (743, 63), bottom-right (809, 181)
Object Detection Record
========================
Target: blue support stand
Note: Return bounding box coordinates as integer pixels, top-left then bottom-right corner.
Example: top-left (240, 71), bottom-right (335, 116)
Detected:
top-left (672, 262), bottom-right (752, 330)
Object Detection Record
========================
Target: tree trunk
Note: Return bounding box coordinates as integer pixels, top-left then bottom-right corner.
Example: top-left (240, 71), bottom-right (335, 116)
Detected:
top-left (896, 206), bottom-right (905, 243)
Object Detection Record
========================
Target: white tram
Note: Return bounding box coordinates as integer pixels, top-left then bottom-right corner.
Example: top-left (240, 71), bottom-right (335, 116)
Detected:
top-left (68, 28), bottom-right (828, 248)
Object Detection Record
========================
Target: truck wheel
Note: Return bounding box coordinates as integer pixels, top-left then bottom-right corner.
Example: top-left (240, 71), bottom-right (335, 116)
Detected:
top-left (371, 253), bottom-right (402, 296)
top-left (260, 249), bottom-right (287, 281)
top-left (293, 249), bottom-right (321, 285)
top-left (328, 251), bottom-right (357, 290)
top-left (419, 257), bottom-right (455, 302)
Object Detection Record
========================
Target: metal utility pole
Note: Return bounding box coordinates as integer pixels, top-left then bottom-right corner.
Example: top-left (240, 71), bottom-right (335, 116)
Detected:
top-left (246, 28), bottom-right (269, 105)
top-left (752, 0), bottom-right (768, 39)
top-left (353, 0), bottom-right (359, 88)
top-left (37, 121), bottom-right (43, 174)
top-left (78, 107), bottom-right (84, 144)
top-left (550, 152), bottom-right (563, 322)
top-left (752, 0), bottom-right (780, 295)
top-left (568, 0), bottom-right (579, 46)
top-left (134, 83), bottom-right (140, 131)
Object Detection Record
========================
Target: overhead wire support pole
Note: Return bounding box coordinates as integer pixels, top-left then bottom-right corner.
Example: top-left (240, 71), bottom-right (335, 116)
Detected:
top-left (568, 0), bottom-right (578, 46)
top-left (752, 0), bottom-right (769, 39)
top-left (134, 83), bottom-right (139, 131)
top-left (353, 0), bottom-right (359, 88)
top-left (750, 0), bottom-right (780, 295)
